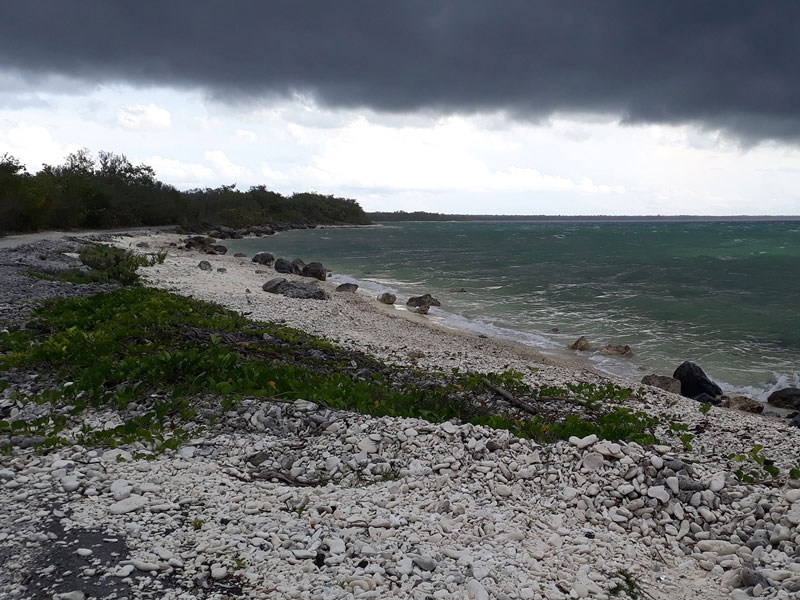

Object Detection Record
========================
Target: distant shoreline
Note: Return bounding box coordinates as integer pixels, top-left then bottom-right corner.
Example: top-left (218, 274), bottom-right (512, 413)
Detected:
top-left (367, 212), bottom-right (800, 223)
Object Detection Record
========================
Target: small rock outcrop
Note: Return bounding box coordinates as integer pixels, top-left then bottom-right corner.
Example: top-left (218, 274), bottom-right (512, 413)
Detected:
top-left (252, 252), bottom-right (275, 266)
top-left (569, 336), bottom-right (591, 351)
top-left (672, 361), bottom-right (722, 401)
top-left (720, 395), bottom-right (764, 414)
top-left (335, 283), bottom-right (359, 293)
top-left (600, 344), bottom-right (633, 357)
top-left (407, 294), bottom-right (441, 308)
top-left (377, 293), bottom-right (396, 305)
top-left (262, 277), bottom-right (328, 300)
top-left (767, 387), bottom-right (800, 409)
top-left (290, 258), bottom-right (306, 275)
top-left (641, 374), bottom-right (682, 395)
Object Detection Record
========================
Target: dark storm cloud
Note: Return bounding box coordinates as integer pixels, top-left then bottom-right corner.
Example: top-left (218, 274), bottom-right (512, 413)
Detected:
top-left (2, 1), bottom-right (799, 143)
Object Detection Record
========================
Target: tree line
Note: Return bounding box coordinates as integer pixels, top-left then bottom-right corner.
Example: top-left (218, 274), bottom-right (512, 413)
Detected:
top-left (0, 150), bottom-right (371, 233)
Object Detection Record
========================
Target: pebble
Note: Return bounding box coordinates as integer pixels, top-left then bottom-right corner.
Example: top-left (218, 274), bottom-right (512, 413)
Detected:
top-left (108, 494), bottom-right (148, 515)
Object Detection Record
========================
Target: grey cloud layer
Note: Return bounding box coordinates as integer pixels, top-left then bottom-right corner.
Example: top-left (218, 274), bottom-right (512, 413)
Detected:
top-left (2, 1), bottom-right (798, 142)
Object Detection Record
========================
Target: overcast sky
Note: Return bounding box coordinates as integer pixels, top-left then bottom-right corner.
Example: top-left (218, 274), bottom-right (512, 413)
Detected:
top-left (2, 1), bottom-right (799, 215)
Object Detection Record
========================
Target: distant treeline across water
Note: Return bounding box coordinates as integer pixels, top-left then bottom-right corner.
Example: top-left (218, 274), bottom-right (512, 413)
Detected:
top-left (0, 149), bottom-right (370, 233)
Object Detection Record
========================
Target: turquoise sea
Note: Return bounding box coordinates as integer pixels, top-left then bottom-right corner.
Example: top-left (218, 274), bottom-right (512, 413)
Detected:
top-left (226, 221), bottom-right (800, 400)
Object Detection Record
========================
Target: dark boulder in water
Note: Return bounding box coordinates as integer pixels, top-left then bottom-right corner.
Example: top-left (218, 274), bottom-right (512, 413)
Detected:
top-left (377, 292), bottom-right (396, 305)
top-left (672, 361), bottom-right (722, 400)
top-left (767, 387), bottom-right (800, 409)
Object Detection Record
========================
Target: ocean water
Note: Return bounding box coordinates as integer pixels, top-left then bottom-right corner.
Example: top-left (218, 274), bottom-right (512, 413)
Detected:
top-left (225, 220), bottom-right (800, 400)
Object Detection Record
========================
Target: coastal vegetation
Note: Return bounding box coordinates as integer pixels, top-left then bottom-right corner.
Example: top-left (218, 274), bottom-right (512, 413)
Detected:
top-left (0, 150), bottom-right (371, 234)
top-left (2, 247), bottom-right (663, 457)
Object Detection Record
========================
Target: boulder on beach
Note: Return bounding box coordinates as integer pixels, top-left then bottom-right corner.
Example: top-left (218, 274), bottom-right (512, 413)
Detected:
top-left (641, 374), bottom-right (682, 395)
top-left (377, 292), bottom-right (396, 305)
top-left (600, 344), bottom-right (633, 357)
top-left (234, 252), bottom-right (247, 258)
top-left (252, 252), bottom-right (275, 266)
top-left (274, 258), bottom-right (294, 274)
top-left (210, 244), bottom-right (228, 255)
top-left (197, 260), bottom-right (212, 271)
top-left (290, 258), bottom-right (306, 275)
top-left (672, 361), bottom-right (723, 400)
top-left (301, 261), bottom-right (327, 281)
top-left (720, 395), bottom-right (764, 414)
top-left (335, 283), bottom-right (359, 293)
top-left (414, 304), bottom-right (430, 315)
top-left (569, 336), bottom-right (591, 351)
top-left (262, 277), bottom-right (328, 300)
top-left (767, 387), bottom-right (800, 409)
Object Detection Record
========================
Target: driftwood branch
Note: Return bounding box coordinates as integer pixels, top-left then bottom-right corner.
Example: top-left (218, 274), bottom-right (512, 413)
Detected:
top-left (481, 377), bottom-right (539, 415)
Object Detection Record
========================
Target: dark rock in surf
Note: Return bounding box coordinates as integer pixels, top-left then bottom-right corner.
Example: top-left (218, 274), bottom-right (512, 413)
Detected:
top-left (767, 387), bottom-right (800, 409)
top-left (210, 244), bottom-right (228, 255)
top-left (672, 361), bottom-right (722, 400)
top-left (377, 293), bottom-right (396, 305)
top-left (407, 294), bottom-right (441, 308)
top-left (414, 304), bottom-right (430, 315)
top-left (641, 374), bottom-right (682, 395)
top-left (600, 344), bottom-right (633, 357)
top-left (234, 252), bottom-right (247, 258)
top-left (693, 392), bottom-right (722, 406)
top-left (569, 336), bottom-right (591, 351)
top-left (252, 252), bottom-right (275, 266)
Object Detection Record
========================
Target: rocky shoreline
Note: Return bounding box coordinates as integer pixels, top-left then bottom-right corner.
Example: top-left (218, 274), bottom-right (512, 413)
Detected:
top-left (1, 231), bottom-right (799, 599)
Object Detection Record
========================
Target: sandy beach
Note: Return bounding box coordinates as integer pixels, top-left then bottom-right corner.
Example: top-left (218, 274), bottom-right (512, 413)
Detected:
top-left (2, 230), bottom-right (799, 600)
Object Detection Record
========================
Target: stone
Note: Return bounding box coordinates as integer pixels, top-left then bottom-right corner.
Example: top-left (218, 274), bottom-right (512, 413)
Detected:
top-left (211, 566), bottom-right (228, 579)
top-left (708, 472), bottom-right (726, 492)
top-left (647, 485), bottom-right (670, 503)
top-left (406, 294), bottom-right (441, 308)
top-left (720, 395), bottom-right (764, 413)
top-left (251, 252), bottom-right (275, 266)
top-left (412, 555), bottom-right (438, 571)
top-left (466, 579), bottom-right (490, 600)
top-left (672, 361), bottom-right (722, 400)
top-left (377, 292), bottom-right (396, 305)
top-left (581, 452), bottom-right (605, 471)
top-left (54, 592), bottom-right (85, 600)
top-left (198, 260), bottom-right (212, 271)
top-left (108, 494), bottom-right (148, 515)
top-left (600, 344), bottom-right (633, 357)
top-left (767, 387), bottom-right (800, 409)
top-left (301, 261), bottom-right (327, 281)
top-left (641, 374), bottom-right (682, 395)
top-left (569, 434), bottom-right (597, 449)
top-left (335, 283), bottom-right (359, 293)
top-left (569, 336), bottom-right (591, 351)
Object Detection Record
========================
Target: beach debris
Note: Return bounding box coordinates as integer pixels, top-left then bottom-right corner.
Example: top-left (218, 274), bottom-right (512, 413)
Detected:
top-left (481, 377), bottom-right (538, 415)
top-left (673, 361), bottom-right (722, 401)
top-left (767, 387), bottom-right (800, 409)
top-left (335, 283), bottom-right (359, 293)
top-left (261, 277), bottom-right (328, 300)
top-left (377, 292), bottom-right (396, 305)
top-left (251, 251), bottom-right (274, 266)
top-left (197, 260), bottom-right (212, 271)
top-left (641, 374), bottom-right (682, 395)
top-left (600, 344), bottom-right (634, 357)
top-left (569, 336), bottom-right (591, 351)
